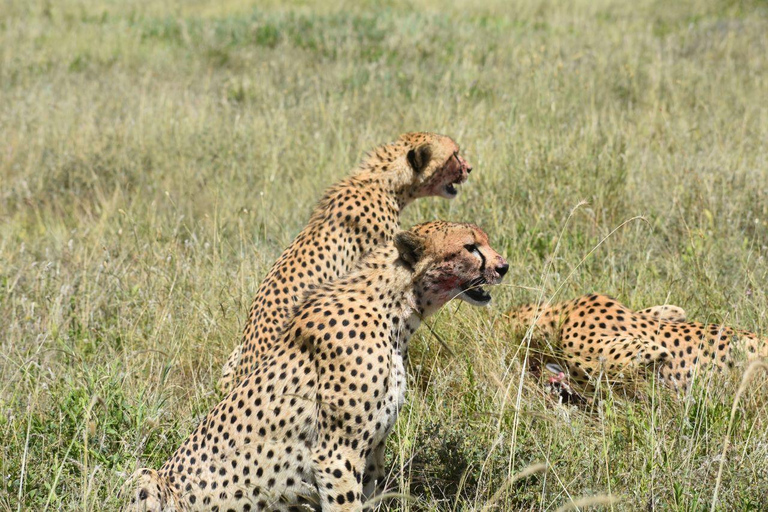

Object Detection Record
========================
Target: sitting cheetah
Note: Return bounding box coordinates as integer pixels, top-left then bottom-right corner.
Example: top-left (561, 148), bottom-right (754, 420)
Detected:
top-left (219, 133), bottom-right (473, 394)
top-left (507, 294), bottom-right (767, 392)
top-left (123, 221), bottom-right (508, 511)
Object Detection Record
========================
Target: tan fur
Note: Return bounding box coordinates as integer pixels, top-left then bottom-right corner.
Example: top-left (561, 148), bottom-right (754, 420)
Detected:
top-left (123, 222), bottom-right (508, 511)
top-left (218, 133), bottom-right (473, 394)
top-left (508, 294), bottom-right (766, 392)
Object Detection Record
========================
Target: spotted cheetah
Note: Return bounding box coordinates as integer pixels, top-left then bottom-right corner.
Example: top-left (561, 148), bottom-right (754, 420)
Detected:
top-left (508, 294), bottom-right (767, 393)
top-left (219, 133), bottom-right (473, 394)
top-left (123, 221), bottom-right (508, 511)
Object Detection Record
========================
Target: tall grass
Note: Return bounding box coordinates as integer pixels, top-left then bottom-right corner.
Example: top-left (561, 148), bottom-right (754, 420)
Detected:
top-left (1, 0), bottom-right (767, 509)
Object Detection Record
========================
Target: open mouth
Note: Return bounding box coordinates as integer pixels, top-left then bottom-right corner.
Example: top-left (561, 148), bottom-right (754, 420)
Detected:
top-left (444, 175), bottom-right (466, 198)
top-left (459, 277), bottom-right (491, 305)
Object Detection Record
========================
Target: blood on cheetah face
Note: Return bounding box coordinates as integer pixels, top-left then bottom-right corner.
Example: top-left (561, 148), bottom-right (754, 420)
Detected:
top-left (400, 132), bottom-right (473, 200)
top-left (401, 221), bottom-right (509, 313)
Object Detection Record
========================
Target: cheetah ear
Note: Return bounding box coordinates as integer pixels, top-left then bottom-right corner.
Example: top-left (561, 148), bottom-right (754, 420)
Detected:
top-left (407, 144), bottom-right (432, 173)
top-left (394, 231), bottom-right (425, 268)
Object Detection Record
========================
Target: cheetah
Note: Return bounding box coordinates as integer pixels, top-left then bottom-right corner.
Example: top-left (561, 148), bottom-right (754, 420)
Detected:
top-left (507, 294), bottom-right (767, 393)
top-left (122, 221), bottom-right (508, 511)
top-left (219, 133), bottom-right (473, 394)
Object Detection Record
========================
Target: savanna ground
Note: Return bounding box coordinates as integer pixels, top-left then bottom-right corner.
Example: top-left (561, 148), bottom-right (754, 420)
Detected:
top-left (1, 0), bottom-right (767, 510)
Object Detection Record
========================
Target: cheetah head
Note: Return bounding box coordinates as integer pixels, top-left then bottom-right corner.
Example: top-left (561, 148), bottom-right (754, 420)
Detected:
top-left (399, 132), bottom-right (473, 200)
top-left (395, 221), bottom-right (508, 315)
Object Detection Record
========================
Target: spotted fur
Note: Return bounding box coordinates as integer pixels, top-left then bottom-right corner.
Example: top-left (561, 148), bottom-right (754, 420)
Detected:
top-left (122, 222), bottom-right (508, 511)
top-left (508, 294), bottom-right (767, 392)
top-left (219, 133), bottom-right (473, 394)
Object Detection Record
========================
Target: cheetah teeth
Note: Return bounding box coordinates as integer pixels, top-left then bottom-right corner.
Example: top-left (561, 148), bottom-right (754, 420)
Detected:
top-left (445, 179), bottom-right (463, 196)
top-left (460, 277), bottom-right (491, 305)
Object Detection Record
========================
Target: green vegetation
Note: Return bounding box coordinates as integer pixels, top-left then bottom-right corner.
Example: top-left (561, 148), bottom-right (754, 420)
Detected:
top-left (1, 0), bottom-right (766, 509)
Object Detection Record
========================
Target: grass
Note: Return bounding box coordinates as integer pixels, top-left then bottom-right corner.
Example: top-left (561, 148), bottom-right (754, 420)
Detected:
top-left (1, 0), bottom-right (767, 509)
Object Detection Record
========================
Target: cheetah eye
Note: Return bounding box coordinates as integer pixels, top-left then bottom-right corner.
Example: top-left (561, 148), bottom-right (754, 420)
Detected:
top-left (464, 244), bottom-right (479, 255)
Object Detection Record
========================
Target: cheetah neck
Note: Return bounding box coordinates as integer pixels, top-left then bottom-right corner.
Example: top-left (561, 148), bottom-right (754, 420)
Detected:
top-left (389, 300), bottom-right (421, 354)
top-left (346, 247), bottom-right (424, 345)
top-left (354, 164), bottom-right (420, 210)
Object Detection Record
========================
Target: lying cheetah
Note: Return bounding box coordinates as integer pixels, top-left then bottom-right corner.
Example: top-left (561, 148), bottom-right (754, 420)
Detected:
top-left (508, 294), bottom-right (767, 392)
top-left (219, 133), bottom-right (473, 394)
top-left (123, 221), bottom-right (508, 511)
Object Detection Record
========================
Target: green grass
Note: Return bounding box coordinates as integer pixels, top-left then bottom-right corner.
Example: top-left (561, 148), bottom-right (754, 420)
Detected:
top-left (1, 0), bottom-right (767, 509)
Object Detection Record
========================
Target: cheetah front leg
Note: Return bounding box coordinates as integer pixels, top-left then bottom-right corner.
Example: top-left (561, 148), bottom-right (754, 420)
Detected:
top-left (312, 441), bottom-right (366, 512)
top-left (362, 442), bottom-right (386, 503)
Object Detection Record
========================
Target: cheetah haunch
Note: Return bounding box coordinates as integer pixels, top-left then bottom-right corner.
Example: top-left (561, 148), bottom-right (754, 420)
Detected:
top-left (508, 294), bottom-right (767, 393)
top-left (219, 133), bottom-right (473, 394)
top-left (123, 221), bottom-right (508, 511)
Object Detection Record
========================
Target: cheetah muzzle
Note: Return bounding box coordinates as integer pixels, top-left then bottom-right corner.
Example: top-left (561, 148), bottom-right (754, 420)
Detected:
top-left (457, 243), bottom-right (508, 306)
top-left (442, 153), bottom-right (471, 198)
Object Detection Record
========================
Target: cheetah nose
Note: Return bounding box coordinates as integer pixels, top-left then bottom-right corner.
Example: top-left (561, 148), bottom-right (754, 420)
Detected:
top-left (496, 262), bottom-right (509, 277)
top-left (466, 165), bottom-right (472, 174)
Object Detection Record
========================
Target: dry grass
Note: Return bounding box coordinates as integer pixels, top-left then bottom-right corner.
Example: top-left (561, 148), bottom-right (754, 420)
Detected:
top-left (1, 0), bottom-right (767, 509)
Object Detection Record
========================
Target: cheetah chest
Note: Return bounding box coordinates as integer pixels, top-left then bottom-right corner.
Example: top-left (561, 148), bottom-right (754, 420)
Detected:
top-left (371, 337), bottom-right (410, 448)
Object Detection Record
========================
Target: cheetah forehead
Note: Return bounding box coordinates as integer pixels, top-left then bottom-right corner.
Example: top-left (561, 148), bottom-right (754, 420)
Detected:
top-left (410, 220), bottom-right (488, 251)
top-left (398, 131), bottom-right (459, 150)
top-left (355, 132), bottom-right (461, 178)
